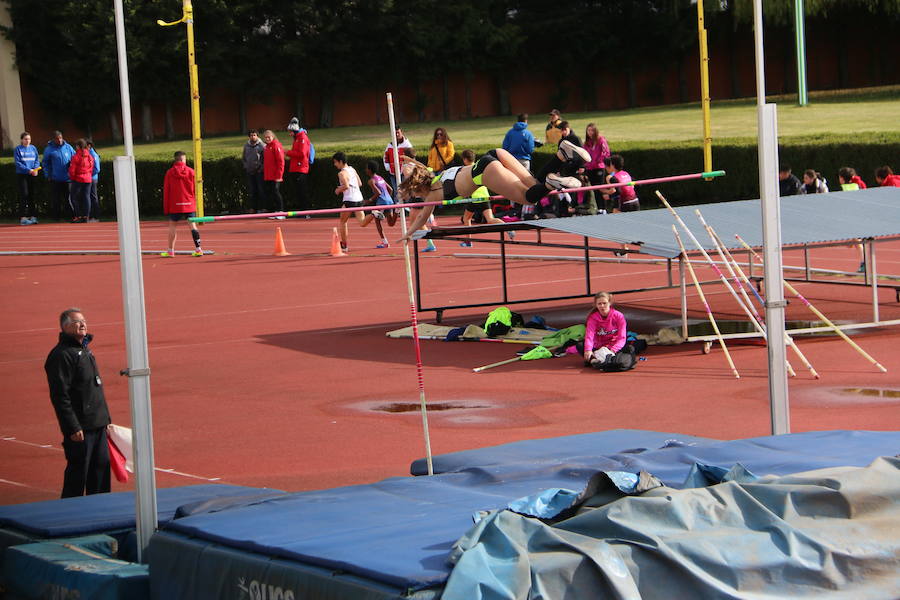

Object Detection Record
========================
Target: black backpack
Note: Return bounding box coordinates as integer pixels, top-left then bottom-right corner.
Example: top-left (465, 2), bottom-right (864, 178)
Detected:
top-left (593, 345), bottom-right (637, 372)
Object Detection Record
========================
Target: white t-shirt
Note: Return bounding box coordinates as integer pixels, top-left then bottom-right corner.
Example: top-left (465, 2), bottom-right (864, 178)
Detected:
top-left (341, 165), bottom-right (364, 204)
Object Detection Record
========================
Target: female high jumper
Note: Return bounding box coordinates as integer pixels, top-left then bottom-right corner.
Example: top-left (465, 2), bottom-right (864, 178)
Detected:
top-left (399, 145), bottom-right (588, 237)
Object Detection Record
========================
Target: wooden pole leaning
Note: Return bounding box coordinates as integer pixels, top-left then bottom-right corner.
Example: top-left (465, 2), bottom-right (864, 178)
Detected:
top-left (673, 226), bottom-right (740, 378)
top-left (698, 212), bottom-right (819, 379)
top-left (736, 235), bottom-right (887, 373)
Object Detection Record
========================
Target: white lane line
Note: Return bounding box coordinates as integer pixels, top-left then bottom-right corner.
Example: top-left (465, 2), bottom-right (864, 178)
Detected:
top-left (0, 478), bottom-right (29, 487)
top-left (0, 436), bottom-right (222, 482)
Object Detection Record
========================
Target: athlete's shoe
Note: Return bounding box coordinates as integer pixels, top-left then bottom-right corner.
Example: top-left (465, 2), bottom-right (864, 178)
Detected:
top-left (160, 251), bottom-right (175, 258)
top-left (375, 241), bottom-right (390, 249)
top-left (192, 250), bottom-right (204, 257)
top-left (421, 245), bottom-right (437, 252)
top-left (459, 242), bottom-right (473, 248)
top-left (508, 230), bottom-right (516, 239)
top-left (372, 210), bottom-right (384, 220)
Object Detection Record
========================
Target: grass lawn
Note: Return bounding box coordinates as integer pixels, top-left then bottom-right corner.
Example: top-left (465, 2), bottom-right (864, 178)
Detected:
top-left (81, 86), bottom-right (900, 161)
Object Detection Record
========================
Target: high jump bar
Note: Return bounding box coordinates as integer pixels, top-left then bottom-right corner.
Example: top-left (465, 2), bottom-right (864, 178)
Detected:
top-left (190, 170), bottom-right (726, 223)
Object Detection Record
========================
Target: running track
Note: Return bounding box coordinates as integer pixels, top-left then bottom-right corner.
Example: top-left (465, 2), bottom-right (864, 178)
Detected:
top-left (2, 216), bottom-right (899, 504)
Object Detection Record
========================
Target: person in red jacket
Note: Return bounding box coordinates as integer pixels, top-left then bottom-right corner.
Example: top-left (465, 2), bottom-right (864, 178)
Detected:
top-left (262, 129), bottom-right (285, 217)
top-left (67, 138), bottom-right (94, 223)
top-left (285, 117), bottom-right (311, 215)
top-left (161, 151), bottom-right (203, 257)
top-left (875, 165), bottom-right (900, 187)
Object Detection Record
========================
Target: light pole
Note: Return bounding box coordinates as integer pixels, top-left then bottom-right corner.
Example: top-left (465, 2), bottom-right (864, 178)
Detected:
top-left (158, 0), bottom-right (204, 216)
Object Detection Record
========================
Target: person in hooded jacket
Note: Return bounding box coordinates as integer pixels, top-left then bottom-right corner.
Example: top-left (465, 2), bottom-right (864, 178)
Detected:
top-left (87, 140), bottom-right (101, 222)
top-left (161, 151), bottom-right (203, 257)
top-left (285, 117), bottom-right (312, 213)
top-left (42, 130), bottom-right (75, 221)
top-left (45, 307), bottom-right (112, 497)
top-left (502, 113), bottom-right (536, 170)
top-left (67, 139), bottom-right (95, 223)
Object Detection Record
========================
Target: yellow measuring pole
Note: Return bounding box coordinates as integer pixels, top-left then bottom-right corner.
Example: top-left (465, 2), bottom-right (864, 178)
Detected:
top-left (157, 0), bottom-right (204, 216)
top-left (697, 0), bottom-right (713, 175)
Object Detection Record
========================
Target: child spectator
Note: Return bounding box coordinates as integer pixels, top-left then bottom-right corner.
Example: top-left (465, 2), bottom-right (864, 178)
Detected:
top-left (13, 131), bottom-right (40, 225)
top-left (360, 160), bottom-right (397, 249)
top-left (67, 138), bottom-right (94, 223)
top-left (582, 123), bottom-right (610, 189)
top-left (602, 154), bottom-right (639, 212)
top-left (262, 130), bottom-right (285, 216)
top-left (875, 166), bottom-right (900, 187)
top-left (778, 165), bottom-right (802, 196)
top-left (838, 167), bottom-right (867, 191)
top-left (161, 151), bottom-right (203, 258)
top-left (87, 140), bottom-right (101, 222)
top-left (799, 169), bottom-right (828, 194)
top-left (583, 292), bottom-right (627, 367)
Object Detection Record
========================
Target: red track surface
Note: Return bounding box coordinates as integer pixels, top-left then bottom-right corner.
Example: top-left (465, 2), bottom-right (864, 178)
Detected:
top-left (2, 217), bottom-right (899, 505)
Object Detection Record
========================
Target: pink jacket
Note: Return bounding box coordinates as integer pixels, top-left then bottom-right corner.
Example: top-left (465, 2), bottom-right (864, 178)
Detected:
top-left (583, 137), bottom-right (610, 170)
top-left (584, 309), bottom-right (627, 355)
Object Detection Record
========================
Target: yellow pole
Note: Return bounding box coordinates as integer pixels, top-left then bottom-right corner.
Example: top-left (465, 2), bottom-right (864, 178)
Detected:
top-left (697, 0), bottom-right (713, 175)
top-left (157, 1), bottom-right (203, 216)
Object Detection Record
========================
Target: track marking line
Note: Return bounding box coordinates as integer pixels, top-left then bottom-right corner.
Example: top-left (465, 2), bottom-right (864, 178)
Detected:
top-left (1, 436), bottom-right (222, 482)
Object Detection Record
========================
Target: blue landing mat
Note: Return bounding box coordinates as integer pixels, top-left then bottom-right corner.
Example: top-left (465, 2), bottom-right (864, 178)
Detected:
top-left (150, 430), bottom-right (900, 598)
top-left (0, 484), bottom-right (284, 538)
top-left (410, 429), bottom-right (716, 475)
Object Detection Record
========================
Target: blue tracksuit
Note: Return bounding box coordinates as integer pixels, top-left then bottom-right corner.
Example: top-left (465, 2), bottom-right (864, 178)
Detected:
top-left (14, 144), bottom-right (40, 174)
top-left (502, 122), bottom-right (535, 161)
top-left (42, 141), bottom-right (75, 182)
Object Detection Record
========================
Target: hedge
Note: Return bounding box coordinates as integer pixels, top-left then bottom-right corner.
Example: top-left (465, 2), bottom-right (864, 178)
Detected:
top-left (2, 138), bottom-right (898, 218)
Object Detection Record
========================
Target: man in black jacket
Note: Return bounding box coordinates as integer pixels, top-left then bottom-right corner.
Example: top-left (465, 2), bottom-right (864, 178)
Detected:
top-left (44, 308), bottom-right (112, 498)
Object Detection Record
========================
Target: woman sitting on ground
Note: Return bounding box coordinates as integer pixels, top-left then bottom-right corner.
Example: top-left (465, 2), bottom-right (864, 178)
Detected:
top-left (583, 291), bottom-right (627, 367)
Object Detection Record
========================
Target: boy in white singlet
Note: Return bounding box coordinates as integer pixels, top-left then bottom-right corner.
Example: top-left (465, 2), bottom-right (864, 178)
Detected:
top-left (333, 152), bottom-right (366, 252)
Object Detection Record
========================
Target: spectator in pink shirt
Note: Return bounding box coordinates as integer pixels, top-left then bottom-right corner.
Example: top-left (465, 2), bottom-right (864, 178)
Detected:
top-left (583, 291), bottom-right (627, 367)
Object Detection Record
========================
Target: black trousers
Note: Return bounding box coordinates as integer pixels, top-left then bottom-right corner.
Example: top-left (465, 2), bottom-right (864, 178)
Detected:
top-left (71, 181), bottom-right (91, 218)
top-left (265, 180), bottom-right (283, 212)
top-left (16, 173), bottom-right (35, 217)
top-left (246, 172), bottom-right (265, 212)
top-left (89, 180), bottom-right (100, 219)
top-left (292, 172), bottom-right (309, 210)
top-left (50, 181), bottom-right (72, 220)
top-left (61, 426), bottom-right (111, 498)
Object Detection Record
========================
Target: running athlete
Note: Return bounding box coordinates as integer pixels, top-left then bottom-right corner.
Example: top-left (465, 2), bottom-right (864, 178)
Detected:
top-left (361, 160), bottom-right (397, 248)
top-left (333, 152), bottom-right (365, 252)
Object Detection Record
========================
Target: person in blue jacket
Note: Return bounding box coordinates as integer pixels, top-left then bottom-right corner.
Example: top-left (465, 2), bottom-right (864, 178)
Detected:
top-left (14, 131), bottom-right (41, 225)
top-left (87, 140), bottom-right (101, 222)
top-left (42, 130), bottom-right (75, 221)
top-left (502, 113), bottom-right (537, 171)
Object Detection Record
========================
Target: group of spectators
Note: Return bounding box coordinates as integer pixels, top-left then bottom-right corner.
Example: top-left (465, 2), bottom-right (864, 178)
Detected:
top-left (14, 130), bottom-right (101, 225)
top-left (241, 117), bottom-right (314, 218)
top-left (778, 164), bottom-right (900, 196)
top-left (499, 109), bottom-right (636, 218)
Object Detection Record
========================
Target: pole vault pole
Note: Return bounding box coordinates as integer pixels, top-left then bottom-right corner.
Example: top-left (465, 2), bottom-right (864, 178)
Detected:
top-left (113, 0), bottom-right (157, 562)
top-left (158, 0), bottom-right (203, 217)
top-left (696, 0), bottom-right (713, 173)
top-left (387, 93), bottom-right (433, 475)
top-left (673, 227), bottom-right (740, 378)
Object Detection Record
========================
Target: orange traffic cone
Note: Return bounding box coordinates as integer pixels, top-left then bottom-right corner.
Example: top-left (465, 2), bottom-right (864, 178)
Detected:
top-left (273, 227), bottom-right (290, 256)
top-left (330, 227), bottom-right (346, 257)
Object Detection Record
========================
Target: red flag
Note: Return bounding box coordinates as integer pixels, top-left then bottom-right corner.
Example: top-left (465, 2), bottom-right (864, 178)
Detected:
top-left (108, 436), bottom-right (129, 483)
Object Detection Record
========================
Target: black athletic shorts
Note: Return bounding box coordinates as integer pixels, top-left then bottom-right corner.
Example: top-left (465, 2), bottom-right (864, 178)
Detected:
top-left (168, 212), bottom-right (195, 222)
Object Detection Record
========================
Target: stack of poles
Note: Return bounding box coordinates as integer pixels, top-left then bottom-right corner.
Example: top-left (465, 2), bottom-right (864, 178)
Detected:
top-left (386, 93), bottom-right (434, 476)
top-left (736, 235), bottom-right (887, 373)
top-left (188, 171), bottom-right (726, 224)
top-left (660, 190), bottom-right (820, 379)
top-left (697, 210), bottom-right (819, 379)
